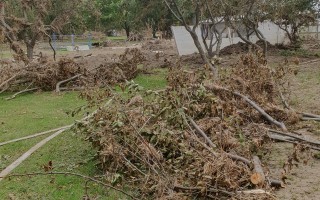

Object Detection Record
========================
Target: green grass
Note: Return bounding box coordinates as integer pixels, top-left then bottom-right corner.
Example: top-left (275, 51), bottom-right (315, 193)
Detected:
top-left (279, 48), bottom-right (320, 58)
top-left (0, 69), bottom-right (167, 199)
top-left (108, 36), bottom-right (127, 41)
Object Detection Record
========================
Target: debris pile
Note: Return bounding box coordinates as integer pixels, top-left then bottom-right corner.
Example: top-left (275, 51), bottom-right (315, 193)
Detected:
top-left (0, 48), bottom-right (145, 94)
top-left (75, 53), bottom-right (310, 199)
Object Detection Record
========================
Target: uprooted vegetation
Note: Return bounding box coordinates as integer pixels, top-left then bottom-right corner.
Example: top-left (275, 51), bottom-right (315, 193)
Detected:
top-left (0, 48), bottom-right (144, 95)
top-left (73, 52), bottom-right (320, 199)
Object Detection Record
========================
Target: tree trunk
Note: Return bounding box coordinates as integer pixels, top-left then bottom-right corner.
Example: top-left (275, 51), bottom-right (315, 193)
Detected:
top-left (124, 22), bottom-right (130, 38)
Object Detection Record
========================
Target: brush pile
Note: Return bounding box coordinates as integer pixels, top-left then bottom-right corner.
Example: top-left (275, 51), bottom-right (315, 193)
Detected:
top-left (75, 53), bottom-right (309, 199)
top-left (0, 48), bottom-right (144, 94)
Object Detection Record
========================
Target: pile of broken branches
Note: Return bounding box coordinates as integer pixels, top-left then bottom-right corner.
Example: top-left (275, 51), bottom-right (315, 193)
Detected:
top-left (0, 48), bottom-right (144, 97)
top-left (73, 52), bottom-right (320, 199)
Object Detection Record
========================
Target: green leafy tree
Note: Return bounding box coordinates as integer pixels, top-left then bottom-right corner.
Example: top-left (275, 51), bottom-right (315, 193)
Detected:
top-left (0, 0), bottom-right (83, 62)
top-left (266, 0), bottom-right (317, 46)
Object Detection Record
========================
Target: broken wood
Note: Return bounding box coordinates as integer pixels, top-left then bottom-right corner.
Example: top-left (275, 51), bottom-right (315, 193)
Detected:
top-left (0, 125), bottom-right (72, 147)
top-left (188, 116), bottom-right (217, 148)
top-left (5, 87), bottom-right (38, 100)
top-left (301, 112), bottom-right (320, 119)
top-left (0, 73), bottom-right (20, 90)
top-left (1, 172), bottom-right (137, 200)
top-left (269, 129), bottom-right (320, 146)
top-left (301, 117), bottom-right (320, 122)
top-left (0, 128), bottom-right (69, 182)
top-left (206, 84), bottom-right (287, 131)
top-left (268, 178), bottom-right (285, 188)
top-left (185, 116), bottom-right (251, 165)
top-left (250, 156), bottom-right (266, 185)
top-left (268, 133), bottom-right (320, 151)
top-left (55, 74), bottom-right (82, 92)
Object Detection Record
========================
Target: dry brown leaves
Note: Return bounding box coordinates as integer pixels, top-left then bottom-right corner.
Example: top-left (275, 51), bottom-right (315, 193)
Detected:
top-left (0, 48), bottom-right (144, 92)
top-left (74, 52), bottom-right (299, 199)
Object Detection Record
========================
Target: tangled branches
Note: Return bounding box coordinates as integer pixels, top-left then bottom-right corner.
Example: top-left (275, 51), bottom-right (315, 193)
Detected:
top-left (74, 53), bottom-right (299, 199)
top-left (0, 48), bottom-right (145, 96)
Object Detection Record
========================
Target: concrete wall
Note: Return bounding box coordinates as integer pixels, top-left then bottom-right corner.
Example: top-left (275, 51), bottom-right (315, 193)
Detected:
top-left (172, 22), bottom-right (290, 56)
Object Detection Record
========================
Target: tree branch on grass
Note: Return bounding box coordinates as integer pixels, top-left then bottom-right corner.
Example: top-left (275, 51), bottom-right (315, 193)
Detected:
top-left (5, 87), bottom-right (38, 100)
top-left (0, 125), bottom-right (73, 147)
top-left (1, 172), bottom-right (137, 200)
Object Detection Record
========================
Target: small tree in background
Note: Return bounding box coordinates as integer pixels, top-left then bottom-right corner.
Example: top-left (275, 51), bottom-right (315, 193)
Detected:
top-left (266, 0), bottom-right (317, 47)
top-left (0, 0), bottom-right (81, 62)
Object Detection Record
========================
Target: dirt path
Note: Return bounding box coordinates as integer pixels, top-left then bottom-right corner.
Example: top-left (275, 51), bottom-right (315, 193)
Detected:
top-left (269, 61), bottom-right (320, 199)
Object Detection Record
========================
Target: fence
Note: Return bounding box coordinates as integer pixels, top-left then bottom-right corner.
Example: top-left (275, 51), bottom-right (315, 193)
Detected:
top-left (39, 33), bottom-right (93, 51)
top-left (300, 21), bottom-right (320, 40)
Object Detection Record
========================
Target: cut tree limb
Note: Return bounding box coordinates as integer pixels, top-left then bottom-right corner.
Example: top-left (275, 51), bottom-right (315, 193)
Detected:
top-left (55, 74), bottom-right (82, 92)
top-left (188, 116), bottom-right (217, 148)
top-left (268, 179), bottom-right (285, 188)
top-left (1, 172), bottom-right (137, 200)
top-left (301, 117), bottom-right (320, 122)
top-left (0, 125), bottom-right (72, 147)
top-left (185, 116), bottom-right (251, 165)
top-left (301, 112), bottom-right (320, 119)
top-left (0, 73), bottom-right (20, 90)
top-left (250, 156), bottom-right (266, 185)
top-left (268, 129), bottom-right (320, 146)
top-left (206, 84), bottom-right (287, 131)
top-left (5, 87), bottom-right (38, 100)
top-left (0, 128), bottom-right (69, 182)
top-left (0, 99), bottom-right (113, 182)
top-left (268, 133), bottom-right (320, 151)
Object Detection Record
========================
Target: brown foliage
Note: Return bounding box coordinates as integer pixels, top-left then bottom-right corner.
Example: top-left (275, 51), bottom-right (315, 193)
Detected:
top-left (74, 53), bottom-right (297, 199)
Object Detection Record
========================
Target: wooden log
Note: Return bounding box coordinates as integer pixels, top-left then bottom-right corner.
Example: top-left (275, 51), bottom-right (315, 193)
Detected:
top-left (268, 179), bottom-right (285, 188)
top-left (250, 156), bottom-right (266, 185)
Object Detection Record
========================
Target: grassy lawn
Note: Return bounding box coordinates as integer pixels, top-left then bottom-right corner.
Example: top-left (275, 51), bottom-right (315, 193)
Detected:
top-left (0, 68), bottom-right (167, 199)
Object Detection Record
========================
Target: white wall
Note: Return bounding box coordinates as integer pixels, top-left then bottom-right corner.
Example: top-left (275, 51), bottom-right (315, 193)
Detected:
top-left (172, 22), bottom-right (290, 56)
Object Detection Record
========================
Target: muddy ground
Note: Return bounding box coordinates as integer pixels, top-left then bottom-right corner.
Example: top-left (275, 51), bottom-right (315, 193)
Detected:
top-left (15, 39), bottom-right (320, 199)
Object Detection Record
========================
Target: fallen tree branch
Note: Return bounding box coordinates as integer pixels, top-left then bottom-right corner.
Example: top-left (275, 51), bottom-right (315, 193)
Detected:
top-left (0, 125), bottom-right (72, 147)
top-left (268, 178), bottom-right (285, 188)
top-left (184, 116), bottom-right (251, 165)
top-left (1, 172), bottom-right (137, 200)
top-left (188, 116), bottom-right (217, 148)
top-left (301, 117), bottom-right (320, 122)
top-left (301, 112), bottom-right (320, 119)
top-left (55, 74), bottom-right (82, 92)
top-left (0, 128), bottom-right (69, 182)
top-left (0, 99), bottom-right (113, 183)
top-left (250, 156), bottom-right (266, 185)
top-left (5, 87), bottom-right (38, 100)
top-left (174, 185), bottom-right (234, 196)
top-left (206, 84), bottom-right (287, 131)
top-left (0, 73), bottom-right (20, 90)
top-left (268, 133), bottom-right (320, 151)
top-left (268, 129), bottom-right (320, 146)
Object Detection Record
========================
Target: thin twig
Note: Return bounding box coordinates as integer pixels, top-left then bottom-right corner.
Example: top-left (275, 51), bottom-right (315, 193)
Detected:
top-left (1, 172), bottom-right (137, 200)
